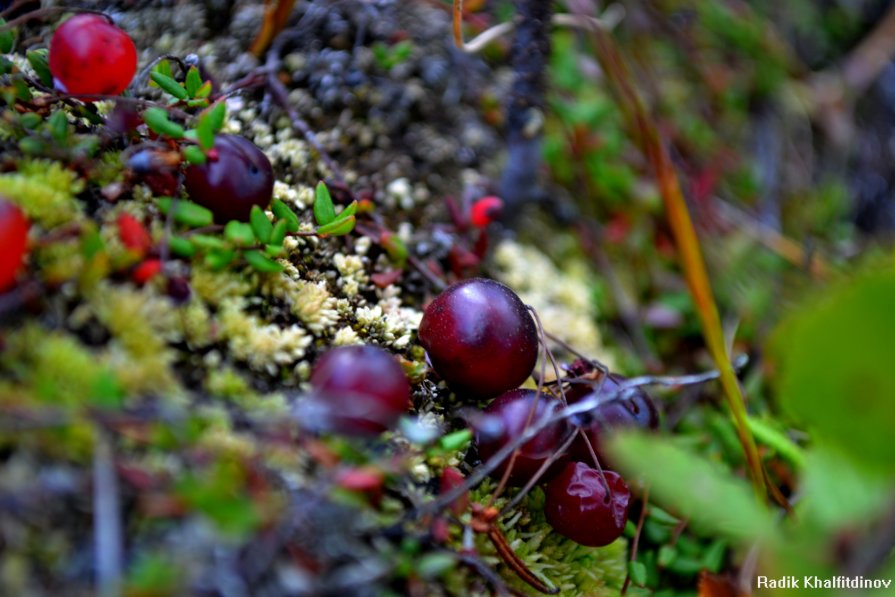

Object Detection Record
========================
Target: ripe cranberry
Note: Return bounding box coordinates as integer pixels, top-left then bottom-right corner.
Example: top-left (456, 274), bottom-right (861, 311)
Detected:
top-left (308, 345), bottom-right (412, 436)
top-left (117, 213), bottom-right (152, 255)
top-left (184, 135), bottom-right (274, 222)
top-left (418, 278), bottom-right (538, 399)
top-left (568, 374), bottom-right (658, 465)
top-left (49, 15), bottom-right (137, 97)
top-left (132, 259), bottom-right (162, 285)
top-left (475, 389), bottom-right (569, 486)
top-left (469, 196), bottom-right (504, 228)
top-left (544, 462), bottom-right (631, 547)
top-left (0, 199), bottom-right (29, 291)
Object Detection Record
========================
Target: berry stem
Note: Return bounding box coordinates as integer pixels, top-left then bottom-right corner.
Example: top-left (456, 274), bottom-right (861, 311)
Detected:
top-left (487, 526), bottom-right (558, 594)
top-left (500, 428), bottom-right (577, 515)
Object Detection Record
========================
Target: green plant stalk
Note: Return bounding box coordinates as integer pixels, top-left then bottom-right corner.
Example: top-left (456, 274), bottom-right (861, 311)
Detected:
top-left (583, 21), bottom-right (767, 499)
top-left (746, 416), bottom-right (806, 468)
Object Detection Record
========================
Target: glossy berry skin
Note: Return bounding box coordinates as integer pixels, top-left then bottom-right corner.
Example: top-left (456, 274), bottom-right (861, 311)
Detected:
top-left (184, 135), bottom-right (274, 223)
top-left (0, 199), bottom-right (29, 291)
top-left (309, 345), bottom-right (412, 436)
top-left (568, 374), bottom-right (658, 465)
top-left (49, 15), bottom-right (137, 97)
top-left (544, 462), bottom-right (631, 547)
top-left (469, 196), bottom-right (504, 228)
top-left (418, 278), bottom-right (538, 399)
top-left (475, 389), bottom-right (569, 486)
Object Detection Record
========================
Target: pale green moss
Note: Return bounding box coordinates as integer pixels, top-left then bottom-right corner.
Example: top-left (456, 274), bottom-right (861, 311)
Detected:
top-left (0, 325), bottom-right (104, 408)
top-left (466, 481), bottom-right (628, 596)
top-left (0, 159), bottom-right (85, 227)
top-left (218, 299), bottom-right (311, 375)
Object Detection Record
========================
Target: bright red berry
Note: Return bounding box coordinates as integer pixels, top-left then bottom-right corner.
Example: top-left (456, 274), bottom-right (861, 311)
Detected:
top-left (184, 135), bottom-right (274, 223)
top-left (475, 389), bottom-right (569, 486)
top-left (544, 462), bottom-right (631, 547)
top-left (308, 345), bottom-right (412, 436)
top-left (132, 259), bottom-right (163, 285)
top-left (49, 14), bottom-right (137, 97)
top-left (469, 196), bottom-right (503, 228)
top-left (0, 199), bottom-right (29, 291)
top-left (117, 213), bottom-right (152, 255)
top-left (418, 278), bottom-right (538, 399)
top-left (568, 374), bottom-right (658, 465)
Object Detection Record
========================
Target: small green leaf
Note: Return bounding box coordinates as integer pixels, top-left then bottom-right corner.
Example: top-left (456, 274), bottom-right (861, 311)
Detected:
top-left (168, 236), bottom-right (196, 258)
top-left (151, 60), bottom-right (173, 83)
top-left (150, 71), bottom-right (188, 100)
top-left (438, 429), bottom-right (472, 452)
top-left (204, 248), bottom-right (236, 270)
top-left (185, 66), bottom-right (202, 98)
top-left (271, 198), bottom-right (299, 232)
top-left (186, 98), bottom-right (209, 109)
top-left (224, 221), bottom-right (255, 247)
top-left (657, 545), bottom-right (677, 568)
top-left (313, 181), bottom-right (336, 226)
top-left (156, 198), bottom-right (214, 227)
top-left (316, 215), bottom-right (355, 237)
top-left (19, 112), bottom-right (42, 129)
top-left (190, 234), bottom-right (228, 251)
top-left (196, 102), bottom-right (225, 150)
top-left (628, 561), bottom-right (647, 587)
top-left (0, 19), bottom-right (16, 54)
top-left (205, 101), bottom-right (227, 133)
top-left (249, 205), bottom-right (273, 243)
top-left (269, 220), bottom-right (287, 246)
top-left (381, 232), bottom-right (408, 267)
top-left (142, 108), bottom-right (185, 139)
top-left (182, 144), bottom-right (207, 165)
top-left (26, 49), bottom-right (52, 87)
top-left (195, 81), bottom-right (213, 99)
top-left (244, 250), bottom-right (284, 273)
top-left (47, 110), bottom-right (69, 142)
top-left (18, 136), bottom-right (43, 154)
top-left (417, 553), bottom-right (456, 579)
top-left (334, 200), bottom-right (358, 222)
top-left (264, 244), bottom-right (285, 258)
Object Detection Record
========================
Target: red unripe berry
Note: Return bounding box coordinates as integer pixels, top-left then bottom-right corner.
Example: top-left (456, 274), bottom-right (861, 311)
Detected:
top-left (0, 199), bottom-right (29, 291)
top-left (475, 389), bottom-right (569, 486)
top-left (184, 135), bottom-right (274, 222)
top-left (308, 345), bottom-right (412, 436)
top-left (568, 374), bottom-right (658, 466)
top-left (469, 196), bottom-right (503, 228)
top-left (418, 278), bottom-right (538, 399)
top-left (117, 213), bottom-right (152, 255)
top-left (544, 462), bottom-right (631, 547)
top-left (49, 15), bottom-right (137, 97)
top-left (132, 259), bottom-right (163, 285)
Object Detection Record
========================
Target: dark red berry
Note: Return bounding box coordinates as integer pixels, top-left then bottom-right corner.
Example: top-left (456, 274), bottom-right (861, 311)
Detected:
top-left (469, 196), bottom-right (504, 228)
top-left (0, 199), bottom-right (29, 291)
top-left (308, 345), bottom-right (412, 436)
top-left (49, 15), bottom-right (137, 97)
top-left (475, 389), bottom-right (569, 486)
top-left (184, 135), bottom-right (274, 223)
top-left (418, 278), bottom-right (538, 399)
top-left (544, 462), bottom-right (631, 547)
top-left (568, 374), bottom-right (659, 465)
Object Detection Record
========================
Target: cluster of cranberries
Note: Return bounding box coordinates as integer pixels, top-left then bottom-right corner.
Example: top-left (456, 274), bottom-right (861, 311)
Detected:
top-left (49, 15), bottom-right (273, 223)
top-left (419, 278), bottom-right (659, 547)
